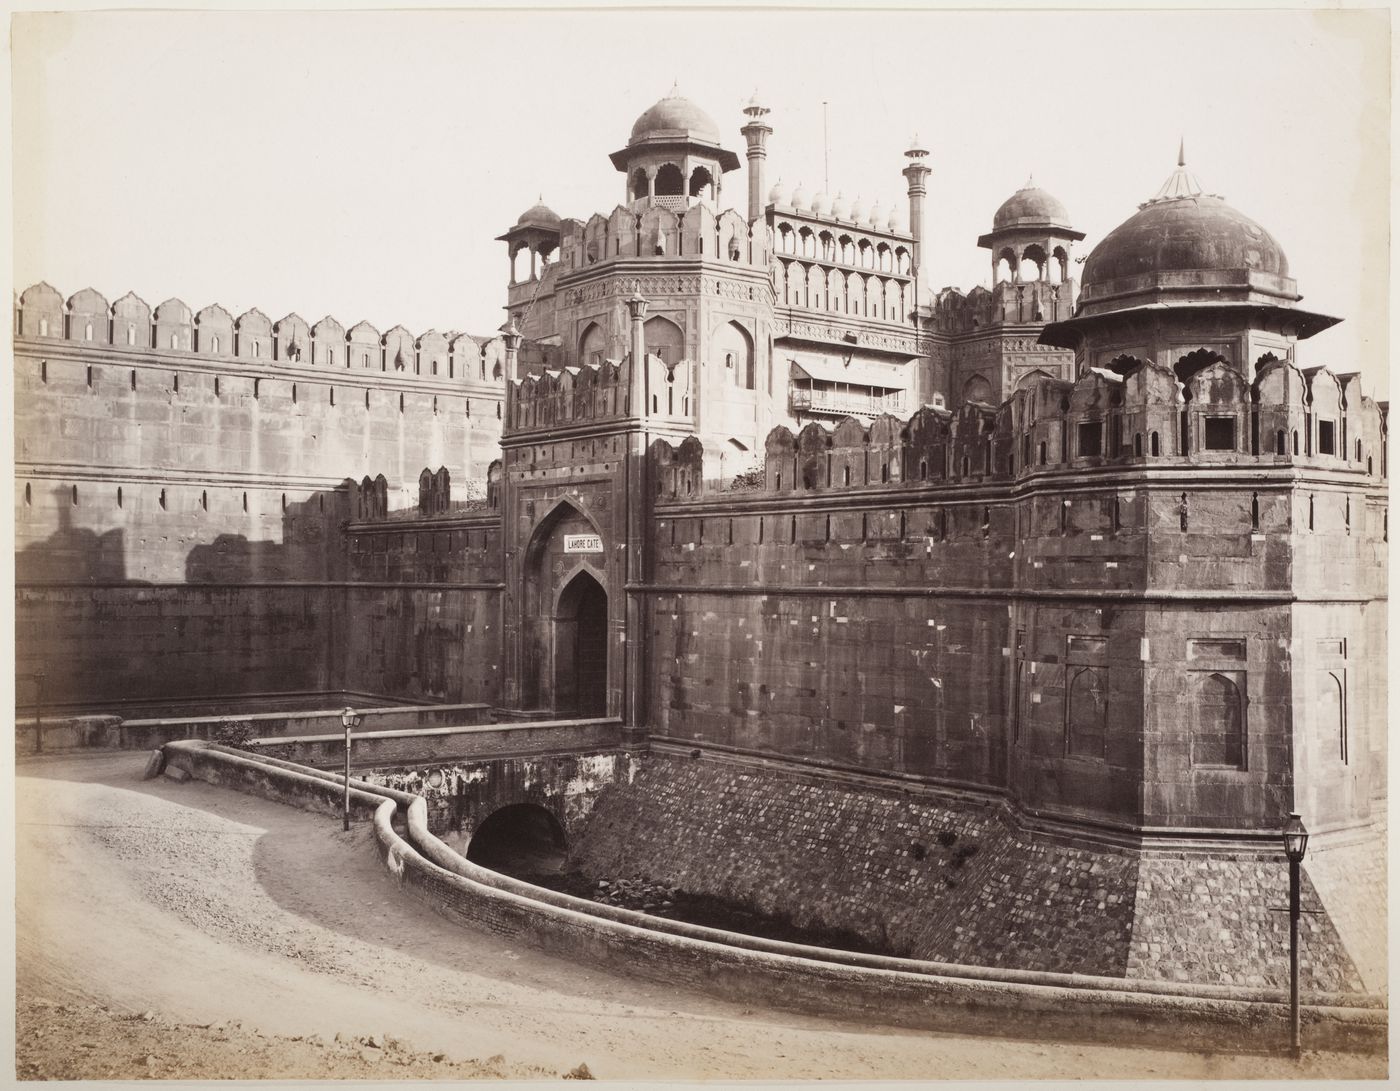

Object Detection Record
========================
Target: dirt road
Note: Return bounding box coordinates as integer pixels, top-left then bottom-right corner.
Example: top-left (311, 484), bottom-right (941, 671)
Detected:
top-left (14, 752), bottom-right (1385, 1082)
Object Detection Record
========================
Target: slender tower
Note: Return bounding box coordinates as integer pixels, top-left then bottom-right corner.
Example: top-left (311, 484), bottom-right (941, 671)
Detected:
top-left (902, 134), bottom-right (931, 296)
top-left (740, 92), bottom-right (773, 224)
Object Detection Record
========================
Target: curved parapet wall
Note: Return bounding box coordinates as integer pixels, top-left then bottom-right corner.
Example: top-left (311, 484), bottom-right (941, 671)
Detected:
top-left (157, 740), bottom-right (1386, 1054)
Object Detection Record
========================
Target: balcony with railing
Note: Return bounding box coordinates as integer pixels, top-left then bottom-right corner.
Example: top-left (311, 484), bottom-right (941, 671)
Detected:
top-left (790, 382), bottom-right (907, 419)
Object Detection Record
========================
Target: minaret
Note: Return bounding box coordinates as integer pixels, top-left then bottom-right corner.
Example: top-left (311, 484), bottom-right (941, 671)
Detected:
top-left (740, 92), bottom-right (773, 224)
top-left (902, 134), bottom-right (931, 293)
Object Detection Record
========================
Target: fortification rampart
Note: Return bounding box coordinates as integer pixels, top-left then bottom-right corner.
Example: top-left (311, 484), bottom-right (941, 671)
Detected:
top-left (639, 360), bottom-right (1387, 836)
top-left (14, 282), bottom-right (510, 708)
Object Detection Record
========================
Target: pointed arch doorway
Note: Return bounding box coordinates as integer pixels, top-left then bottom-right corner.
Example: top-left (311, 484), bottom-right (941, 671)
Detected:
top-left (555, 570), bottom-right (608, 715)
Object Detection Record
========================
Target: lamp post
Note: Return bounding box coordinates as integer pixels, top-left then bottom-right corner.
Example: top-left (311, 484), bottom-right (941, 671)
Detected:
top-left (32, 670), bottom-right (46, 755)
top-left (1282, 811), bottom-right (1310, 1059)
top-left (341, 707), bottom-right (362, 831)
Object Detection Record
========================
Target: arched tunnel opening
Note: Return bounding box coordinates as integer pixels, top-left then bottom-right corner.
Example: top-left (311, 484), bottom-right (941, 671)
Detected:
top-left (465, 804), bottom-right (567, 878)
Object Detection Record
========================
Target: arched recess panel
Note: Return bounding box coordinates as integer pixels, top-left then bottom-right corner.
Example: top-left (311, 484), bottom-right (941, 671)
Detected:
top-left (1191, 671), bottom-right (1245, 768)
top-left (643, 315), bottom-right (684, 366)
top-left (1066, 667), bottom-right (1108, 760)
top-left (962, 373), bottom-right (994, 406)
top-left (578, 321), bottom-right (606, 368)
top-left (714, 320), bottom-right (756, 389)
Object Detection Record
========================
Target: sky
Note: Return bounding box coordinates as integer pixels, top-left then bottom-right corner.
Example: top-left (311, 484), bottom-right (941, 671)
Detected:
top-left (10, 6), bottom-right (1392, 396)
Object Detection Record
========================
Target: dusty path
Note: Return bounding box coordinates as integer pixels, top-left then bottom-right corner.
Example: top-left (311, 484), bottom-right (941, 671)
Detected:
top-left (14, 752), bottom-right (1386, 1082)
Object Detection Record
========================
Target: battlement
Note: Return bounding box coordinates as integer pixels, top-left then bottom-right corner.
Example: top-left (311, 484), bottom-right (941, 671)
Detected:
top-left (555, 204), bottom-right (770, 272)
top-left (504, 353), bottom-right (701, 438)
top-left (929, 280), bottom-right (1077, 334)
top-left (14, 282), bottom-right (507, 385)
top-left (651, 358), bottom-right (1388, 499)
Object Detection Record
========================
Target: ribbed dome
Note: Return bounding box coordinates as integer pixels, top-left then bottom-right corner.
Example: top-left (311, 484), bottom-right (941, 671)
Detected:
top-left (790, 181), bottom-right (809, 210)
top-left (887, 206), bottom-right (905, 233)
top-left (993, 179), bottom-right (1072, 231)
top-left (516, 200), bottom-right (561, 230)
top-left (629, 86), bottom-right (722, 147)
top-left (1081, 196), bottom-right (1289, 291)
top-left (867, 199), bottom-right (884, 228)
top-left (811, 190), bottom-right (831, 217)
top-left (848, 195), bottom-right (866, 222)
top-left (830, 191), bottom-right (848, 220)
top-left (768, 177), bottom-right (788, 205)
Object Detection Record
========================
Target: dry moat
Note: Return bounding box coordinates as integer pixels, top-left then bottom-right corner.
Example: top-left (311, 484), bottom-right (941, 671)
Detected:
top-left (461, 800), bottom-right (924, 957)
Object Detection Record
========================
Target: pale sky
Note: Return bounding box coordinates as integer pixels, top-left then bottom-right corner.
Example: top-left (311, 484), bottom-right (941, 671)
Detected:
top-left (10, 6), bottom-right (1391, 396)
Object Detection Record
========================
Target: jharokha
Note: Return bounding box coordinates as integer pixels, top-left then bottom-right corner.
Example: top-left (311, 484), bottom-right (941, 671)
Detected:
top-left (15, 88), bottom-right (1387, 990)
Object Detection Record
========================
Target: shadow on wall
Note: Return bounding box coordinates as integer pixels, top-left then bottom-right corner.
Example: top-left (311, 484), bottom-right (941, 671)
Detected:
top-left (16, 489), bottom-right (137, 584)
top-left (15, 480), bottom-right (358, 709)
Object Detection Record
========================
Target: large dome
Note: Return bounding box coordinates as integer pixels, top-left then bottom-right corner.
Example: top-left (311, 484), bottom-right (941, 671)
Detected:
top-left (993, 181), bottom-right (1072, 231)
top-left (1081, 194), bottom-right (1288, 290)
top-left (629, 86), bottom-right (722, 147)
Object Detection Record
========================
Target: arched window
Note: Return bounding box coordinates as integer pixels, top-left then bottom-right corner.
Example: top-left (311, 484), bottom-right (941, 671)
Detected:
top-left (1150, 431), bottom-right (1160, 457)
top-left (631, 168), bottom-right (649, 201)
top-left (688, 165), bottom-right (714, 200)
top-left (654, 163), bottom-right (684, 197)
top-left (211, 335), bottom-right (220, 354)
top-left (1039, 441), bottom-right (1047, 466)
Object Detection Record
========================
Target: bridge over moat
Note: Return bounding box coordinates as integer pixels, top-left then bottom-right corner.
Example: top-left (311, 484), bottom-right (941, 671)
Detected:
top-left (247, 716), bottom-right (635, 854)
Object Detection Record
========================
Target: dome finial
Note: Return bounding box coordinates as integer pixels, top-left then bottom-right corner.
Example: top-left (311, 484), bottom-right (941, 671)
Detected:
top-left (668, 79), bottom-right (681, 98)
top-left (1023, 174), bottom-right (1035, 190)
top-left (1178, 137), bottom-right (1185, 167)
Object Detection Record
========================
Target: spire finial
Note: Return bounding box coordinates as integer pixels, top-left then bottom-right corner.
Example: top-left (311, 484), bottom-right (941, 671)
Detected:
top-left (1024, 174), bottom-right (1035, 190)
top-left (668, 79), bottom-right (681, 97)
top-left (1178, 137), bottom-right (1185, 167)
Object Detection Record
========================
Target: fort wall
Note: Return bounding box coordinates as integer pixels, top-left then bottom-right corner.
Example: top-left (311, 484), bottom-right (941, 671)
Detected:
top-left (14, 283), bottom-right (506, 707)
top-left (641, 360), bottom-right (1387, 835)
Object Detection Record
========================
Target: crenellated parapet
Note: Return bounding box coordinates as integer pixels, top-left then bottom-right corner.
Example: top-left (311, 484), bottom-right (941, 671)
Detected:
top-left (650, 359), bottom-right (1388, 498)
top-left (557, 204), bottom-right (769, 271)
top-left (504, 354), bottom-right (701, 437)
top-left (14, 282), bottom-right (506, 385)
top-left (505, 357), bottom-right (633, 435)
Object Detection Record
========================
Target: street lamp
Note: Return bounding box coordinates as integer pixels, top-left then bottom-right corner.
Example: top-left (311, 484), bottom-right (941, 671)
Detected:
top-left (32, 670), bottom-right (46, 756)
top-left (1282, 811), bottom-right (1310, 1058)
top-left (341, 707), bottom-right (362, 831)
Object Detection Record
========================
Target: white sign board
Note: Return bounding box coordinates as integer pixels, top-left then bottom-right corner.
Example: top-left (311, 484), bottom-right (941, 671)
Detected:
top-left (564, 533), bottom-right (603, 554)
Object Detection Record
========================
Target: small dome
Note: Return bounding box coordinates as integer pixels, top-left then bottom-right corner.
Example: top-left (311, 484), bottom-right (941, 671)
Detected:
top-left (516, 199), bottom-right (561, 230)
top-left (629, 84), bottom-right (722, 147)
top-left (768, 177), bottom-right (788, 205)
top-left (830, 191), bottom-right (849, 219)
top-left (811, 190), bottom-right (831, 217)
top-left (790, 181), bottom-right (809, 210)
top-left (848, 195), bottom-right (866, 222)
top-left (887, 205), bottom-right (905, 233)
top-left (867, 199), bottom-right (884, 228)
top-left (993, 178), bottom-right (1072, 231)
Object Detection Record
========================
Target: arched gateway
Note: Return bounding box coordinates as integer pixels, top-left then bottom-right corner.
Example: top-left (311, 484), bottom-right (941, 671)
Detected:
top-left (521, 498), bottom-right (611, 715)
top-left (555, 570), bottom-right (608, 715)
